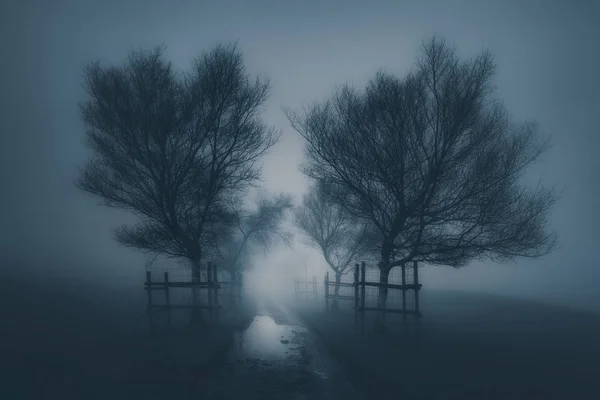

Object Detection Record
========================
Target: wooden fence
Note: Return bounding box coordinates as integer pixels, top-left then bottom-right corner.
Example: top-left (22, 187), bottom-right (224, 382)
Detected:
top-left (324, 261), bottom-right (422, 317)
top-left (144, 261), bottom-right (245, 327)
top-left (294, 276), bottom-right (318, 300)
top-left (323, 272), bottom-right (356, 302)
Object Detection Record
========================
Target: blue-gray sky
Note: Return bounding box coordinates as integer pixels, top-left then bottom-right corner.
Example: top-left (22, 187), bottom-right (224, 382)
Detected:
top-left (1, 0), bottom-right (599, 311)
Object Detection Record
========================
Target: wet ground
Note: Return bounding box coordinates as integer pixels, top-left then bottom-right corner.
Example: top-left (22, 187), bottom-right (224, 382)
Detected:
top-left (192, 297), bottom-right (359, 400)
top-left (6, 274), bottom-right (598, 399)
top-left (295, 291), bottom-right (600, 399)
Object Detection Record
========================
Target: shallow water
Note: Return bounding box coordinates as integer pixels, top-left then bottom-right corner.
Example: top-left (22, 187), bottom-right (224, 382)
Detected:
top-left (197, 301), bottom-right (358, 399)
top-left (234, 314), bottom-right (308, 360)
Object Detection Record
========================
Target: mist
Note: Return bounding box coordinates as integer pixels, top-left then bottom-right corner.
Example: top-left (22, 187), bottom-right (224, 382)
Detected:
top-left (2, 1), bottom-right (600, 398)
top-left (1, 0), bottom-right (598, 314)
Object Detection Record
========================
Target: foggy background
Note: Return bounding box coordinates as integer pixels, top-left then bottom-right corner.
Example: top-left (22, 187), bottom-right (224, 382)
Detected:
top-left (1, 0), bottom-right (599, 313)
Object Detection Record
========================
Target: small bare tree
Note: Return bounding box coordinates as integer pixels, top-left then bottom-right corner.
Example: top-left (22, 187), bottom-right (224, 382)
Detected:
top-left (287, 37), bottom-right (558, 308)
top-left (211, 192), bottom-right (294, 284)
top-left (294, 181), bottom-right (378, 295)
top-left (77, 43), bottom-right (279, 282)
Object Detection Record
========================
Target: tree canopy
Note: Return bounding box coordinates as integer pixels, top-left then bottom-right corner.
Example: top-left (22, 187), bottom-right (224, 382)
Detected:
top-left (212, 192), bottom-right (294, 277)
top-left (77, 43), bottom-right (279, 275)
top-left (287, 37), bottom-right (558, 281)
top-left (294, 181), bottom-right (378, 280)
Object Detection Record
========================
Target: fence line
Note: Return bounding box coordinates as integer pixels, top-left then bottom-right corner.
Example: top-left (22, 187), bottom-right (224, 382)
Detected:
top-left (294, 276), bottom-right (318, 300)
top-left (144, 261), bottom-right (227, 328)
top-left (324, 261), bottom-right (422, 317)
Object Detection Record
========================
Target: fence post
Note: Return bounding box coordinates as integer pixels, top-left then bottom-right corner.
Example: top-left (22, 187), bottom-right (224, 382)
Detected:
top-left (305, 277), bottom-right (309, 300)
top-left (164, 271), bottom-right (171, 326)
top-left (324, 272), bottom-right (329, 311)
top-left (312, 276), bottom-right (317, 300)
top-left (213, 264), bottom-right (219, 308)
top-left (360, 262), bottom-right (366, 311)
top-left (146, 271), bottom-right (152, 308)
top-left (213, 264), bottom-right (220, 320)
top-left (414, 261), bottom-right (420, 316)
top-left (402, 264), bottom-right (406, 316)
top-left (146, 271), bottom-right (154, 328)
top-left (354, 264), bottom-right (359, 311)
top-left (207, 262), bottom-right (213, 317)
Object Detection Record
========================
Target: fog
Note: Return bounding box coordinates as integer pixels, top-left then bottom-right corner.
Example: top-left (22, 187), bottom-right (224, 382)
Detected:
top-left (1, 0), bottom-right (599, 315)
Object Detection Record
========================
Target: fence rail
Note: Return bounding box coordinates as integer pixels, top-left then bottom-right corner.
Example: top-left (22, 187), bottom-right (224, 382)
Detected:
top-left (144, 281), bottom-right (221, 288)
top-left (361, 282), bottom-right (422, 290)
top-left (324, 261), bottom-right (422, 317)
top-left (144, 261), bottom-right (230, 329)
top-left (294, 276), bottom-right (318, 300)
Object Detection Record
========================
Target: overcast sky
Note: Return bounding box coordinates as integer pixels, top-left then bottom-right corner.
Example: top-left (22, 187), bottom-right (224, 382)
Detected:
top-left (1, 0), bottom-right (599, 312)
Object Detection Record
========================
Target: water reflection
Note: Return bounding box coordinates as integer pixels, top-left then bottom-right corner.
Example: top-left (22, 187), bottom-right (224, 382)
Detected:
top-left (233, 315), bottom-right (307, 361)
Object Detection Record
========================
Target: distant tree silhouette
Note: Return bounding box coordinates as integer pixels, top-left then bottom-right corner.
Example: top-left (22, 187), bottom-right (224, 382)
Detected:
top-left (294, 181), bottom-right (378, 295)
top-left (287, 37), bottom-right (558, 308)
top-left (77, 43), bottom-right (279, 282)
top-left (211, 192), bottom-right (293, 285)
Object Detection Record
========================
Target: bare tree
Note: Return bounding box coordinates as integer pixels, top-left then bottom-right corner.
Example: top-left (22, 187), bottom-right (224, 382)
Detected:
top-left (77, 43), bottom-right (279, 282)
top-left (287, 37), bottom-right (558, 308)
top-left (295, 181), bottom-right (379, 295)
top-left (211, 192), bottom-right (294, 284)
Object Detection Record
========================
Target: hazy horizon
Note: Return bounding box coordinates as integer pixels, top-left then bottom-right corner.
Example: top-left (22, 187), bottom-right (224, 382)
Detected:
top-left (2, 0), bottom-right (599, 313)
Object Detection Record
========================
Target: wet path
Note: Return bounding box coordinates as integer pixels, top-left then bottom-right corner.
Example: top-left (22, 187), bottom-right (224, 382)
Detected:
top-left (194, 298), bottom-right (359, 400)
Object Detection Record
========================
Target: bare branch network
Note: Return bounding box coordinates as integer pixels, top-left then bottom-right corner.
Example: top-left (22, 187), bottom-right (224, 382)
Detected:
top-left (77, 37), bottom-right (558, 305)
top-left (77, 44), bottom-right (282, 273)
top-left (286, 37), bottom-right (558, 304)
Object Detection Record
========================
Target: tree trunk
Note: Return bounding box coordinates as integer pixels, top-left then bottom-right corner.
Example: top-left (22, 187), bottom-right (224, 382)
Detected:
top-left (334, 271), bottom-right (342, 296)
top-left (377, 242), bottom-right (393, 311)
top-left (190, 256), bottom-right (203, 326)
top-left (228, 269), bottom-right (237, 297)
top-left (191, 258), bottom-right (202, 283)
top-left (236, 270), bottom-right (243, 297)
top-left (377, 266), bottom-right (391, 310)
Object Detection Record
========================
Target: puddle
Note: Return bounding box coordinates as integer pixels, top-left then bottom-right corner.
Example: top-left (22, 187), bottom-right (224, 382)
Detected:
top-left (313, 370), bottom-right (328, 379)
top-left (233, 315), bottom-right (306, 361)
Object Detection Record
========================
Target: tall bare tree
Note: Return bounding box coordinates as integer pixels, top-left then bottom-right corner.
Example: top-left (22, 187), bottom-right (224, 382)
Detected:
top-left (294, 181), bottom-right (378, 295)
top-left (77, 43), bottom-right (279, 281)
top-left (287, 37), bottom-right (558, 308)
